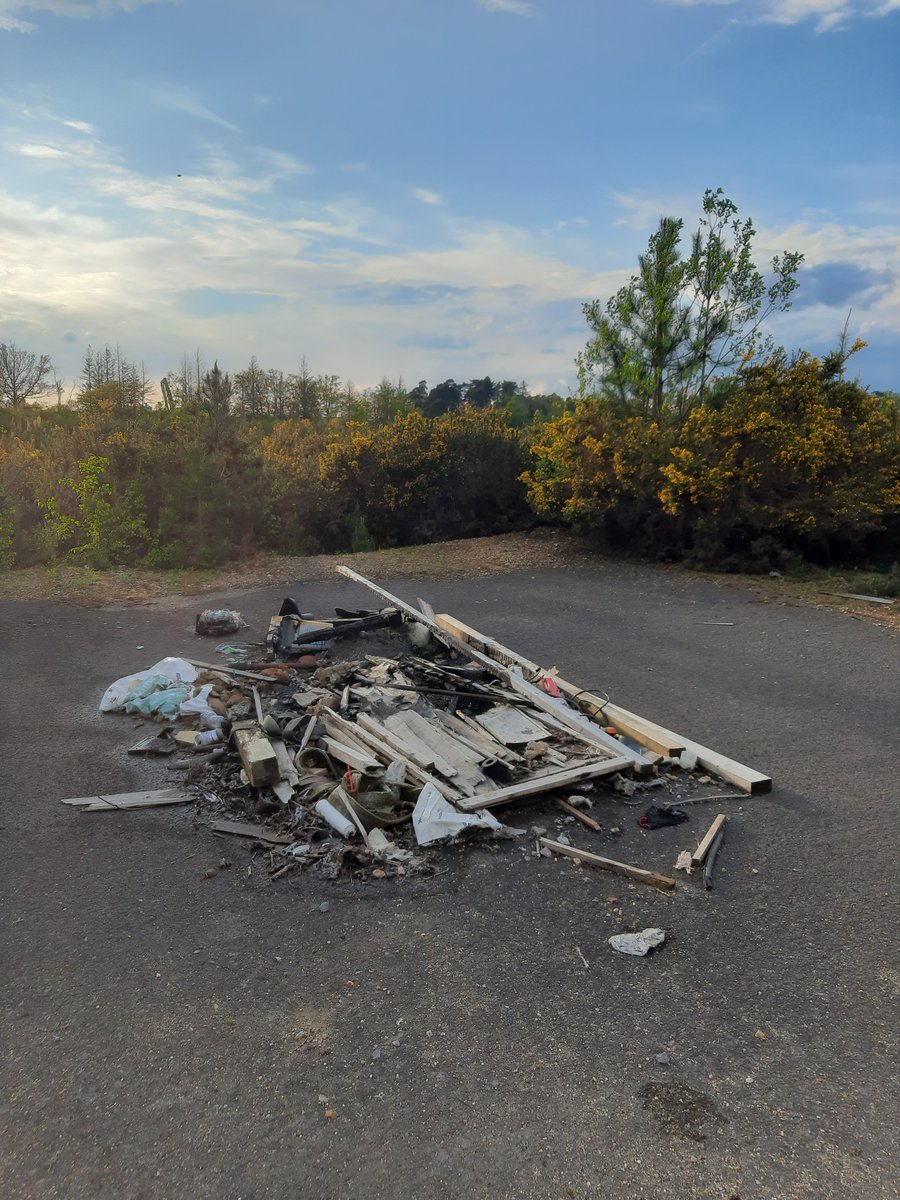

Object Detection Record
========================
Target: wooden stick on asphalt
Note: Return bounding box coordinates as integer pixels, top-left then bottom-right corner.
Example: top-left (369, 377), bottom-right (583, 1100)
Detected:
top-left (555, 798), bottom-right (602, 831)
top-left (692, 814), bottom-right (727, 866)
top-left (540, 838), bottom-right (676, 891)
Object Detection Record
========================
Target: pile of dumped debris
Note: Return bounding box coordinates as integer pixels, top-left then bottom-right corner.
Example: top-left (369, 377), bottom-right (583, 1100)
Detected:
top-left (65, 567), bottom-right (771, 895)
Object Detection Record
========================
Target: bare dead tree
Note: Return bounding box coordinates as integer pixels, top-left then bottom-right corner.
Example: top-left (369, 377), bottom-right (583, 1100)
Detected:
top-left (0, 342), bottom-right (53, 405)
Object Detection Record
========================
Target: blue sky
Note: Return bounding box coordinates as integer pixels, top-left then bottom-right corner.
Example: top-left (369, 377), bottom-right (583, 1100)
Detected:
top-left (1, 0), bottom-right (898, 396)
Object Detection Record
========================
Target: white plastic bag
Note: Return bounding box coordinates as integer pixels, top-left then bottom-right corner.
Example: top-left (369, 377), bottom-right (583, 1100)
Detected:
top-left (178, 683), bottom-right (223, 729)
top-left (99, 657), bottom-right (198, 713)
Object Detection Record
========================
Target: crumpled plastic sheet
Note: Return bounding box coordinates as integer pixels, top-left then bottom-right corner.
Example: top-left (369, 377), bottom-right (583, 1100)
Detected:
top-left (412, 783), bottom-right (525, 847)
top-left (99, 657), bottom-right (198, 713)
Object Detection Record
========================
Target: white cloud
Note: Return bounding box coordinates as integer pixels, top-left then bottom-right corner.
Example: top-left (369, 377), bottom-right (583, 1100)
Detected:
top-left (411, 187), bottom-right (444, 206)
top-left (63, 118), bottom-right (94, 133)
top-left (11, 140), bottom-right (70, 158)
top-left (0, 12), bottom-right (36, 29)
top-left (476, 0), bottom-right (535, 14)
top-left (0, 0), bottom-right (168, 30)
top-left (656, 0), bottom-right (900, 30)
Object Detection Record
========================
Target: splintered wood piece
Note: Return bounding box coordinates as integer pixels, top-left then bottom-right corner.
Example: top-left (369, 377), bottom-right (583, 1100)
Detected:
top-left (185, 660), bottom-right (275, 683)
top-left (692, 813), bottom-right (727, 866)
top-left (61, 789), bottom-right (192, 812)
top-left (539, 838), bottom-right (676, 891)
top-left (556, 798), bottom-right (602, 831)
top-left (319, 736), bottom-right (383, 775)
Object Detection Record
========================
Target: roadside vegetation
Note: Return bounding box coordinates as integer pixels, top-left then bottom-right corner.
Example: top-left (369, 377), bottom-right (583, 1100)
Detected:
top-left (1, 190), bottom-right (897, 584)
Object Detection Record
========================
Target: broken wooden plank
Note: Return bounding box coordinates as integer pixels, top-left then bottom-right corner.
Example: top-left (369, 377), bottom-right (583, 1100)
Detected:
top-left (556, 798), bottom-right (602, 831)
top-left (346, 716), bottom-right (467, 804)
top-left (454, 756), bottom-right (633, 811)
top-left (271, 738), bottom-right (300, 785)
top-left (540, 837), bottom-right (676, 891)
top-left (833, 592), bottom-right (894, 605)
top-left (357, 712), bottom-right (445, 776)
top-left (210, 820), bottom-right (294, 845)
top-left (319, 736), bottom-right (384, 775)
top-left (384, 711), bottom-right (460, 779)
top-left (692, 813), bottom-right (727, 866)
top-left (62, 788), bottom-right (192, 812)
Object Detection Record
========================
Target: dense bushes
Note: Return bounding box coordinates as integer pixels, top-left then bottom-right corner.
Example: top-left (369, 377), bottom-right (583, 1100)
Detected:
top-left (524, 349), bottom-right (900, 570)
top-left (0, 402), bottom-right (530, 568)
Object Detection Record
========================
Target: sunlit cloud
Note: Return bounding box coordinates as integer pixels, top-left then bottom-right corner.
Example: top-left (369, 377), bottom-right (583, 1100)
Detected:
top-left (475, 0), bottom-right (535, 14)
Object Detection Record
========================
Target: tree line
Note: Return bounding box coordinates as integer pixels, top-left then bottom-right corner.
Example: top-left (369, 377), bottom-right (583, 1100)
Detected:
top-left (1, 188), bottom-right (897, 574)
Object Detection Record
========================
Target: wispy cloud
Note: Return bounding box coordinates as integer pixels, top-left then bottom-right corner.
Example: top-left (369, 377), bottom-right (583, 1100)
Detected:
top-left (656, 0), bottom-right (900, 31)
top-left (0, 0), bottom-right (168, 31)
top-left (146, 84), bottom-right (239, 133)
top-left (63, 118), bottom-right (94, 133)
top-left (411, 187), bottom-right (444, 206)
top-left (476, 0), bottom-right (536, 15)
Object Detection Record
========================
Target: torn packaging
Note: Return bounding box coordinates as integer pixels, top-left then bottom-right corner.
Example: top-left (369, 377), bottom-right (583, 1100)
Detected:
top-left (412, 783), bottom-right (524, 847)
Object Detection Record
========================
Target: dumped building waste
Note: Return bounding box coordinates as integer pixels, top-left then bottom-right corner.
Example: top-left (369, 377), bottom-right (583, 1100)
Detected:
top-left (66, 567), bottom-right (770, 887)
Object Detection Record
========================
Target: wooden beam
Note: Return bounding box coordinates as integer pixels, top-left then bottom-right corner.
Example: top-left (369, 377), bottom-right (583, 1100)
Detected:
top-left (436, 613), bottom-right (683, 757)
top-left (539, 838), bottom-right (676, 891)
top-left (232, 724), bottom-right (280, 788)
top-left (435, 611), bottom-right (770, 794)
top-left (692, 813), bottom-right (727, 866)
top-left (454, 756), bottom-right (633, 811)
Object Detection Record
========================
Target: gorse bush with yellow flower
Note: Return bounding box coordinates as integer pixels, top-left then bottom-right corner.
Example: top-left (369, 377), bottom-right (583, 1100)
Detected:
top-left (524, 344), bottom-right (899, 570)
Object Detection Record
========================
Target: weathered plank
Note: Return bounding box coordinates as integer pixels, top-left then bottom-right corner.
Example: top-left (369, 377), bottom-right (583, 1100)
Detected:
top-left (556, 798), bottom-right (602, 831)
top-left (540, 838), bottom-right (676, 891)
top-left (454, 756), bottom-right (633, 811)
top-left (62, 789), bottom-right (192, 812)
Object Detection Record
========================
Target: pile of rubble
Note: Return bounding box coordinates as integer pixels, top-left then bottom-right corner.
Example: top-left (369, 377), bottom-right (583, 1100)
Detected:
top-left (65, 567), bottom-right (771, 892)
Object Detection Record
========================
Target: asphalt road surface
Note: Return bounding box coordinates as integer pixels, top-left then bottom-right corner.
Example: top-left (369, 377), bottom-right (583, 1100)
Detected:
top-left (2, 561), bottom-right (898, 1200)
